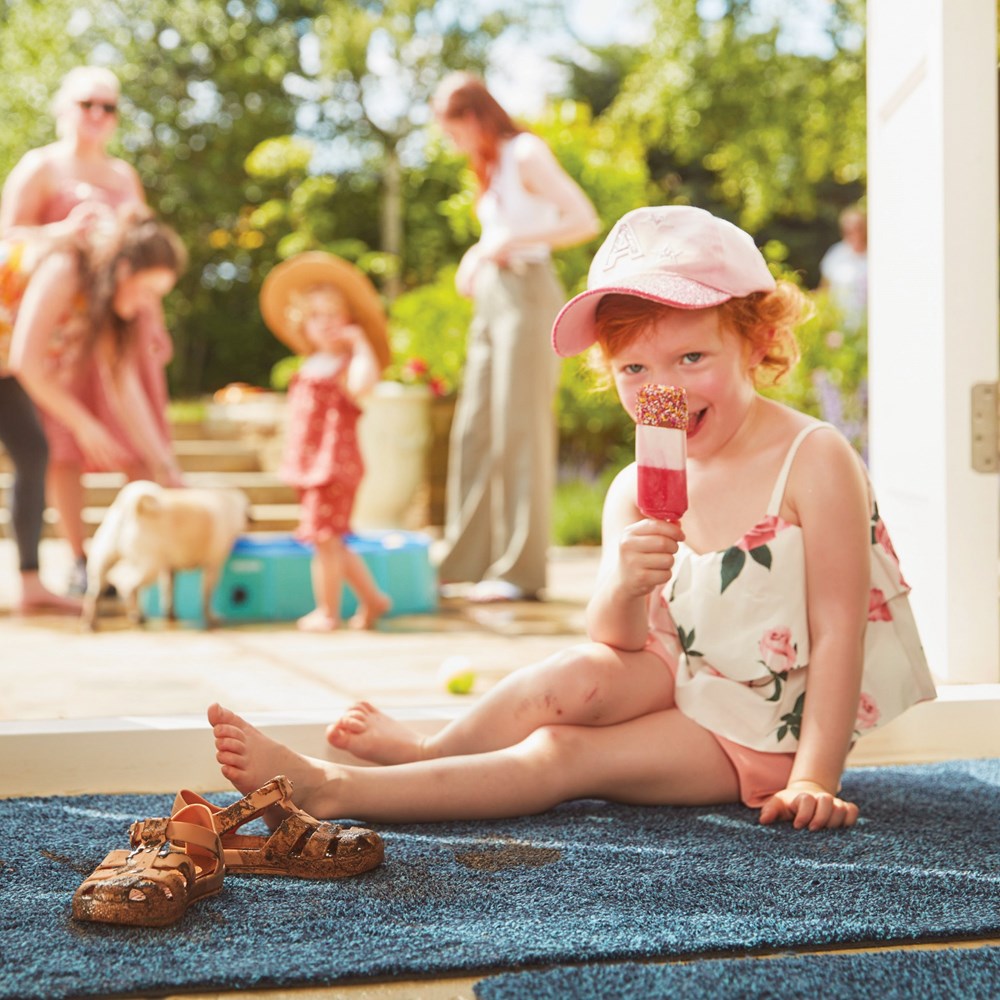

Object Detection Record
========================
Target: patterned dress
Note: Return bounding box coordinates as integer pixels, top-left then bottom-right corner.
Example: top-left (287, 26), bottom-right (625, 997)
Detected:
top-left (279, 354), bottom-right (364, 542)
top-left (36, 181), bottom-right (173, 468)
top-left (647, 422), bottom-right (937, 753)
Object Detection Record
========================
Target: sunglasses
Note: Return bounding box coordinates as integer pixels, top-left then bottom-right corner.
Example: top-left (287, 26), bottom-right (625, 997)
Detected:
top-left (78, 99), bottom-right (118, 115)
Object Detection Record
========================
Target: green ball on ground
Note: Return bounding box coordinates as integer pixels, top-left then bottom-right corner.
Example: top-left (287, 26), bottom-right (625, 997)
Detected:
top-left (438, 656), bottom-right (476, 695)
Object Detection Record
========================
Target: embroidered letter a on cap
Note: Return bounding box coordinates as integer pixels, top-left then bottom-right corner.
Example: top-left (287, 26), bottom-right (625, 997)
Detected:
top-left (602, 221), bottom-right (642, 271)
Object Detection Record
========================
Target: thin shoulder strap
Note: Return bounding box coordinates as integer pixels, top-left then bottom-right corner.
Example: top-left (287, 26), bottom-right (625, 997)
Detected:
top-left (766, 422), bottom-right (834, 516)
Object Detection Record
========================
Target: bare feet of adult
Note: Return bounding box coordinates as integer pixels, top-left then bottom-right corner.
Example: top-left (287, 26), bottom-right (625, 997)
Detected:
top-left (325, 700), bottom-right (426, 765)
top-left (207, 702), bottom-right (331, 814)
top-left (297, 609), bottom-right (340, 632)
top-left (347, 591), bottom-right (392, 631)
top-left (18, 572), bottom-right (82, 615)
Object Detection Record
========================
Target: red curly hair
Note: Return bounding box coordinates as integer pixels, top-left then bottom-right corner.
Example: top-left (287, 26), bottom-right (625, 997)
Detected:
top-left (432, 72), bottom-right (523, 191)
top-left (591, 283), bottom-right (809, 388)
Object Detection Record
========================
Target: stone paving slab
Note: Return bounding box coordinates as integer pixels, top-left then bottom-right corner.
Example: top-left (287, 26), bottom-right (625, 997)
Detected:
top-left (0, 538), bottom-right (598, 724)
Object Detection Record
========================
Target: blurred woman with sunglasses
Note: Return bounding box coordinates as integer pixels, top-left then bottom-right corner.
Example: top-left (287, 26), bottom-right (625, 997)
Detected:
top-left (0, 66), bottom-right (180, 595)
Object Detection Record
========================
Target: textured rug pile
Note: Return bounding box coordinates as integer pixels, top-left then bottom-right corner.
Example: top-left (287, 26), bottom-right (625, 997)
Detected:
top-left (0, 759), bottom-right (997, 999)
top-left (475, 947), bottom-right (1000, 999)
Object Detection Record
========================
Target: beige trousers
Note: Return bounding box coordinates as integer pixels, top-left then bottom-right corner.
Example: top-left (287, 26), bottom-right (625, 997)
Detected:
top-left (438, 260), bottom-right (564, 596)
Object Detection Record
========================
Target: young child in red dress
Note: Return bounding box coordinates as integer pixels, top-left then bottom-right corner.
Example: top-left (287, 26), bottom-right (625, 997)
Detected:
top-left (260, 252), bottom-right (392, 632)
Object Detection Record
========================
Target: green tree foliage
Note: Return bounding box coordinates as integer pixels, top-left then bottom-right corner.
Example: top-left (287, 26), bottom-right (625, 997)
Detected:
top-left (0, 0), bottom-right (869, 452)
top-left (108, 0), bottom-right (320, 394)
top-left (306, 0), bottom-right (533, 297)
top-left (0, 2), bottom-right (78, 177)
top-left (602, 0), bottom-right (866, 279)
top-left (1, 0), bottom-right (318, 394)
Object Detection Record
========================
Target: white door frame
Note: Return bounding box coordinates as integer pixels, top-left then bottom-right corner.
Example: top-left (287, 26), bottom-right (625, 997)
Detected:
top-left (867, 0), bottom-right (998, 686)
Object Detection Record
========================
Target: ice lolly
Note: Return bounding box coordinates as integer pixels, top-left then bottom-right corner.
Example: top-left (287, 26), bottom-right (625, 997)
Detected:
top-left (635, 384), bottom-right (688, 521)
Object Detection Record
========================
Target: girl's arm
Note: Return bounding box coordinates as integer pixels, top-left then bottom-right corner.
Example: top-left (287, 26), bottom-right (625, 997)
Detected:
top-left (758, 429), bottom-right (870, 831)
top-left (0, 151), bottom-right (52, 237)
top-left (341, 325), bottom-right (382, 400)
top-left (8, 254), bottom-right (132, 470)
top-left (585, 462), bottom-right (684, 649)
top-left (102, 351), bottom-right (183, 485)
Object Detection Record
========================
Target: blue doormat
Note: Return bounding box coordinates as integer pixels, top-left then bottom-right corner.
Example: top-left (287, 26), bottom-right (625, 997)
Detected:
top-left (1, 759), bottom-right (998, 1000)
top-left (474, 946), bottom-right (1000, 1000)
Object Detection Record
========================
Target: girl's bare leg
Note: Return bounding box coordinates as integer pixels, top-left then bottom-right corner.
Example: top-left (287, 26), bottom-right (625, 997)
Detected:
top-left (47, 462), bottom-right (86, 563)
top-left (342, 547), bottom-right (391, 629)
top-left (210, 702), bottom-right (739, 823)
top-left (326, 642), bottom-right (676, 765)
top-left (299, 537), bottom-right (343, 632)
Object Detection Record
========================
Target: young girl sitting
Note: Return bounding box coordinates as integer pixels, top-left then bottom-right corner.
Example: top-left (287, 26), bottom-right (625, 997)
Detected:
top-left (210, 206), bottom-right (935, 830)
top-left (260, 252), bottom-right (392, 632)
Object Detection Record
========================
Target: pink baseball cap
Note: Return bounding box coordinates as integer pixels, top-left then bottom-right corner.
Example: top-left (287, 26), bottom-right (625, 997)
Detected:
top-left (551, 205), bottom-right (776, 358)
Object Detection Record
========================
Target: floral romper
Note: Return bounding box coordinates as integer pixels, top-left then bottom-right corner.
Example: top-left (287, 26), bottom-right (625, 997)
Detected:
top-left (279, 353), bottom-right (364, 542)
top-left (646, 422), bottom-right (937, 799)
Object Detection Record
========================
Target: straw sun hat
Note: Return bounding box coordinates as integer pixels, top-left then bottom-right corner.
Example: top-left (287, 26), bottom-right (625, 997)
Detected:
top-left (259, 251), bottom-right (391, 370)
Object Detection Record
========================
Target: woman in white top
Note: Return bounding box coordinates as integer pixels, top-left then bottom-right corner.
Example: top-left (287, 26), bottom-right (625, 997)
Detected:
top-left (431, 72), bottom-right (599, 602)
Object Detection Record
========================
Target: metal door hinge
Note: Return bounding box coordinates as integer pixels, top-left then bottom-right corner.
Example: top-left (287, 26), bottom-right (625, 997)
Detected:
top-left (971, 382), bottom-right (999, 472)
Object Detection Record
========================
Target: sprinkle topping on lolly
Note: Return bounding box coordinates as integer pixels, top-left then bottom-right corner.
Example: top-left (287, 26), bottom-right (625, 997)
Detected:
top-left (636, 385), bottom-right (688, 429)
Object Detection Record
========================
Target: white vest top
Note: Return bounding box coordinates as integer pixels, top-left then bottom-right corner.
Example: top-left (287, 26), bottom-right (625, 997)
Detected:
top-left (649, 422), bottom-right (936, 752)
top-left (477, 133), bottom-right (560, 265)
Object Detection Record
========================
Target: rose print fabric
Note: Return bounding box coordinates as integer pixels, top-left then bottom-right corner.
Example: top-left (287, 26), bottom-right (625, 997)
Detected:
top-left (280, 355), bottom-right (364, 541)
top-left (649, 422), bottom-right (936, 753)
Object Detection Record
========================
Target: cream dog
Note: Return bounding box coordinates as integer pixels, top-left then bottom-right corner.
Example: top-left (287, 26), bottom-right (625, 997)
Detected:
top-left (82, 481), bottom-right (249, 629)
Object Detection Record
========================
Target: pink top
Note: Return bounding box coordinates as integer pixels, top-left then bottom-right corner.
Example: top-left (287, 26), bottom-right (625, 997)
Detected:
top-left (27, 179), bottom-right (174, 469)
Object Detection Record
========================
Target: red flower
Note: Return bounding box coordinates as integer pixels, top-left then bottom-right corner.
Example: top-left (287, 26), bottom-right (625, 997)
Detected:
top-left (855, 692), bottom-right (881, 730)
top-left (868, 588), bottom-right (893, 622)
top-left (404, 357), bottom-right (429, 377)
top-left (737, 515), bottom-right (786, 552)
top-left (759, 626), bottom-right (797, 674)
top-left (874, 517), bottom-right (898, 563)
top-left (874, 517), bottom-right (909, 587)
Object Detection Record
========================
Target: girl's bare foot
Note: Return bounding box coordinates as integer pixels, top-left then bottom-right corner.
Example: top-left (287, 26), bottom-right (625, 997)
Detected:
top-left (297, 609), bottom-right (340, 632)
top-left (348, 591), bottom-right (392, 630)
top-left (325, 700), bottom-right (426, 764)
top-left (207, 702), bottom-right (332, 810)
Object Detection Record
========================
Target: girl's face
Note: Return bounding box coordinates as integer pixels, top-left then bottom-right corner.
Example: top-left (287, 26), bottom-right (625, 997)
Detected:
top-left (113, 267), bottom-right (176, 320)
top-left (301, 288), bottom-right (352, 353)
top-left (609, 306), bottom-right (760, 461)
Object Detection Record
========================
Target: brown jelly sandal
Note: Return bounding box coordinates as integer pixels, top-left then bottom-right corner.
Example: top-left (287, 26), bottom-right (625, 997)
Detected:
top-left (132, 775), bottom-right (384, 880)
top-left (72, 802), bottom-right (225, 927)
